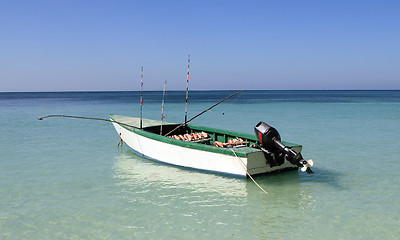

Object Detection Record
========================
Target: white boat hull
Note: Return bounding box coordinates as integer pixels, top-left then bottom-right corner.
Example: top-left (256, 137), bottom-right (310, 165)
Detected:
top-left (112, 122), bottom-right (298, 177)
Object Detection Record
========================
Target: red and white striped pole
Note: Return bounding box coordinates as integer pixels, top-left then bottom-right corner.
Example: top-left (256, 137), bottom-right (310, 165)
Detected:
top-left (140, 67), bottom-right (143, 130)
top-left (184, 54), bottom-right (190, 126)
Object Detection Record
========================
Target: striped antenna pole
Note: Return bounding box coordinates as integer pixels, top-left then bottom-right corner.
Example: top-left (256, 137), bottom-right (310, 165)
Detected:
top-left (160, 80), bottom-right (167, 135)
top-left (140, 67), bottom-right (143, 130)
top-left (184, 54), bottom-right (190, 126)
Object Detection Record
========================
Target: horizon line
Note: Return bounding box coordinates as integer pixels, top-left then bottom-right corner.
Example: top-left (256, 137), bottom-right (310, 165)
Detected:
top-left (1, 89), bottom-right (400, 94)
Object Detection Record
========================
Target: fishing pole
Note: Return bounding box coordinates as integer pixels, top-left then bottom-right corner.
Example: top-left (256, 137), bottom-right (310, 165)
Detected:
top-left (140, 67), bottom-right (144, 130)
top-left (184, 54), bottom-right (190, 126)
top-left (164, 89), bottom-right (246, 136)
top-left (39, 89), bottom-right (246, 137)
top-left (37, 115), bottom-right (140, 129)
top-left (160, 80), bottom-right (167, 135)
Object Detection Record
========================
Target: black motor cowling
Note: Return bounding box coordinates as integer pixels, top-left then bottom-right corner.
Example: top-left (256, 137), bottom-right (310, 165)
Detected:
top-left (254, 121), bottom-right (313, 173)
top-left (254, 122), bottom-right (281, 150)
top-left (254, 122), bottom-right (284, 166)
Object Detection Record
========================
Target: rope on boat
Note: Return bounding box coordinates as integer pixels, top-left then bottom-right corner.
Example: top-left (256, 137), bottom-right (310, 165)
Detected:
top-left (117, 133), bottom-right (123, 147)
top-left (230, 148), bottom-right (268, 194)
top-left (117, 137), bottom-right (123, 147)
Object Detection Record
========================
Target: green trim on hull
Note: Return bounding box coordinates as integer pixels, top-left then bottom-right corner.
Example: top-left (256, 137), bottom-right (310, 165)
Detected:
top-left (110, 114), bottom-right (301, 158)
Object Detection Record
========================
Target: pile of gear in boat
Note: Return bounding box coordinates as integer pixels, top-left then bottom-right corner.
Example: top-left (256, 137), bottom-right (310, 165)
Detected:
top-left (211, 138), bottom-right (248, 148)
top-left (168, 132), bottom-right (208, 141)
top-left (168, 132), bottom-right (247, 148)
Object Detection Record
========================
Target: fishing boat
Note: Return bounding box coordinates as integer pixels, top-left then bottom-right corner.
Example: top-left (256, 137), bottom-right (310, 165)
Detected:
top-left (38, 56), bottom-right (313, 178)
top-left (110, 114), bottom-right (313, 178)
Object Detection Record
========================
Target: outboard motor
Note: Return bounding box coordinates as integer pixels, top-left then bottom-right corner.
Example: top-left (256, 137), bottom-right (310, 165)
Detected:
top-left (254, 121), bottom-right (313, 173)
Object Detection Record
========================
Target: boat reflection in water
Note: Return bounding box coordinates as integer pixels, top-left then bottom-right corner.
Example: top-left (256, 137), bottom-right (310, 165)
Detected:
top-left (112, 149), bottom-right (317, 239)
top-left (113, 149), bottom-right (249, 197)
top-left (113, 148), bottom-right (315, 202)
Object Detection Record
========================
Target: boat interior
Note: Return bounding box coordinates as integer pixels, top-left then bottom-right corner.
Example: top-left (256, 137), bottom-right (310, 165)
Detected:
top-left (143, 124), bottom-right (258, 148)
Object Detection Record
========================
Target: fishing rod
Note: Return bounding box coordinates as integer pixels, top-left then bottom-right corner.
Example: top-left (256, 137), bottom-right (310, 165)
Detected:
top-left (164, 89), bottom-right (246, 137)
top-left (160, 80), bottom-right (167, 135)
top-left (184, 54), bottom-right (190, 126)
top-left (38, 90), bottom-right (245, 138)
top-left (37, 115), bottom-right (140, 129)
top-left (140, 67), bottom-right (144, 130)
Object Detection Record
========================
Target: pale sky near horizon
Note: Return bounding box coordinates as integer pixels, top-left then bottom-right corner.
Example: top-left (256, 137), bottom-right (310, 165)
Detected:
top-left (1, 0), bottom-right (399, 92)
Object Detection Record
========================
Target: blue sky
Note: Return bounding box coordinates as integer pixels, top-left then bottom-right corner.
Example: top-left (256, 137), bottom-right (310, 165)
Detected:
top-left (1, 0), bottom-right (399, 91)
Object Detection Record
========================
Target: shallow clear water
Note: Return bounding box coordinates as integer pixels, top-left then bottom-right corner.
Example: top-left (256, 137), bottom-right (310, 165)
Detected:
top-left (1, 90), bottom-right (399, 239)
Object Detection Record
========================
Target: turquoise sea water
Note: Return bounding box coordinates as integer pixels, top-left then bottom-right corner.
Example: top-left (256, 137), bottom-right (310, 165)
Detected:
top-left (1, 90), bottom-right (400, 239)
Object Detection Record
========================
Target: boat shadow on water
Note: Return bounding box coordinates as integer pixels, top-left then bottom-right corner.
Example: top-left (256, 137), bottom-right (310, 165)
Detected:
top-left (251, 165), bottom-right (346, 190)
top-left (298, 166), bottom-right (346, 190)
